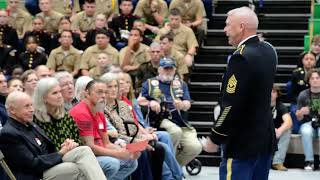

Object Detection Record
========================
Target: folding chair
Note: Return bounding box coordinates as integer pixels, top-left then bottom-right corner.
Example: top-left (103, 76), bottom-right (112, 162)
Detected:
top-left (0, 150), bottom-right (16, 180)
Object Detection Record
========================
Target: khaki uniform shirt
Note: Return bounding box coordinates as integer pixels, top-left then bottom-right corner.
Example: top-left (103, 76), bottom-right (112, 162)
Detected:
top-left (96, 0), bottom-right (119, 19)
top-left (36, 11), bottom-right (64, 34)
top-left (52, 0), bottom-right (80, 16)
top-left (169, 0), bottom-right (206, 24)
top-left (133, 0), bottom-right (168, 26)
top-left (47, 46), bottom-right (82, 73)
top-left (168, 49), bottom-right (188, 76)
top-left (71, 11), bottom-right (96, 33)
top-left (80, 44), bottom-right (119, 71)
top-left (119, 43), bottom-right (150, 66)
top-left (156, 24), bottom-right (198, 55)
top-left (8, 9), bottom-right (32, 39)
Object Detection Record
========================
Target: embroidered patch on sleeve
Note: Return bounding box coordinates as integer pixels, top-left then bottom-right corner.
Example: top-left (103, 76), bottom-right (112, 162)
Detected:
top-left (226, 74), bottom-right (237, 94)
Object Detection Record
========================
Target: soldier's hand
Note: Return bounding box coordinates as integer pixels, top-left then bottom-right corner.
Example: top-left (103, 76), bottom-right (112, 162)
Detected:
top-left (184, 54), bottom-right (193, 67)
top-left (174, 100), bottom-right (184, 110)
top-left (300, 106), bottom-right (310, 116)
top-left (150, 100), bottom-right (161, 113)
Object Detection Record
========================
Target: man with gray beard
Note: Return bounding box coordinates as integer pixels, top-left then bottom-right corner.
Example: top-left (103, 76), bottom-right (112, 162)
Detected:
top-left (139, 57), bottom-right (202, 166)
top-left (70, 80), bottom-right (139, 180)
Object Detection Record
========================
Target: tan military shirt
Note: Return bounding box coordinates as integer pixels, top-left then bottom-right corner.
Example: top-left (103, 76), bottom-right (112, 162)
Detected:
top-left (8, 9), bottom-right (32, 39)
top-left (119, 43), bottom-right (150, 66)
top-left (168, 49), bottom-right (188, 76)
top-left (95, 0), bottom-right (119, 19)
top-left (71, 11), bottom-right (96, 33)
top-left (156, 24), bottom-right (198, 55)
top-left (52, 0), bottom-right (80, 16)
top-left (36, 11), bottom-right (64, 34)
top-left (169, 0), bottom-right (206, 23)
top-left (46, 46), bottom-right (82, 73)
top-left (80, 44), bottom-right (119, 71)
top-left (133, 0), bottom-right (168, 26)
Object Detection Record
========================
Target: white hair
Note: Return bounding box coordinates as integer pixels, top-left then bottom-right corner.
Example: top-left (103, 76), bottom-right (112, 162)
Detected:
top-left (33, 77), bottom-right (64, 122)
top-left (227, 6), bottom-right (259, 30)
top-left (100, 72), bottom-right (120, 84)
top-left (74, 76), bottom-right (93, 101)
top-left (5, 91), bottom-right (31, 115)
top-left (150, 42), bottom-right (161, 49)
top-left (54, 71), bottom-right (73, 83)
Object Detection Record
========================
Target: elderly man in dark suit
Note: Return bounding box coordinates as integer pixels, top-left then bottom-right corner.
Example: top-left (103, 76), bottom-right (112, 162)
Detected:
top-left (0, 91), bottom-right (106, 180)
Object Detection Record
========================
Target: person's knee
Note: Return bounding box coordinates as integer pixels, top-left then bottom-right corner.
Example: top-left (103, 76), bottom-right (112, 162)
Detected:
top-left (181, 140), bottom-right (202, 156)
top-left (99, 157), bottom-right (121, 177)
top-left (169, 126), bottom-right (183, 140)
top-left (300, 125), bottom-right (314, 137)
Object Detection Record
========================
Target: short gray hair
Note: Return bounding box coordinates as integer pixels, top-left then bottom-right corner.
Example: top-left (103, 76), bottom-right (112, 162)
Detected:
top-left (100, 72), bottom-right (120, 98)
top-left (33, 77), bottom-right (64, 122)
top-left (227, 6), bottom-right (259, 30)
top-left (75, 76), bottom-right (93, 101)
top-left (5, 91), bottom-right (30, 114)
top-left (54, 71), bottom-right (73, 83)
top-left (100, 72), bottom-right (119, 84)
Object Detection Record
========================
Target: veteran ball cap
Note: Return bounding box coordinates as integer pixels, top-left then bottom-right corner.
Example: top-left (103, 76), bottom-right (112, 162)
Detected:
top-left (159, 57), bottom-right (176, 68)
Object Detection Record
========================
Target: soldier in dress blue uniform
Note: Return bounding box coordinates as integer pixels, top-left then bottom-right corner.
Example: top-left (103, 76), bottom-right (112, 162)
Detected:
top-left (139, 57), bottom-right (202, 166)
top-left (204, 7), bottom-right (278, 180)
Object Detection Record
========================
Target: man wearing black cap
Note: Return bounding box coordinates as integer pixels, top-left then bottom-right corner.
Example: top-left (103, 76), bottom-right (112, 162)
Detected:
top-left (80, 29), bottom-right (119, 76)
top-left (139, 57), bottom-right (202, 166)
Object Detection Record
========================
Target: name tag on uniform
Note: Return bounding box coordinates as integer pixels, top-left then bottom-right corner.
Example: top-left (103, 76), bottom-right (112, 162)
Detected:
top-left (98, 123), bottom-right (104, 130)
top-left (35, 138), bottom-right (42, 146)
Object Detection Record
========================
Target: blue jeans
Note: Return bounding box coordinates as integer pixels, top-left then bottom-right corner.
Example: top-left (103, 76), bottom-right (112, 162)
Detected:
top-left (299, 122), bottom-right (320, 161)
top-left (220, 154), bottom-right (272, 180)
top-left (96, 156), bottom-right (138, 180)
top-left (273, 129), bottom-right (291, 164)
top-left (156, 131), bottom-right (183, 180)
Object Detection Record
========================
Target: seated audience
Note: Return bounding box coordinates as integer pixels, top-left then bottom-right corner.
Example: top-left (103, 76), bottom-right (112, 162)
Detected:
top-left (119, 72), bottom-right (184, 179)
top-left (23, 16), bottom-right (52, 55)
top-left (51, 16), bottom-right (86, 50)
top-left (95, 0), bottom-right (119, 21)
top-left (36, 0), bottom-right (64, 34)
top-left (271, 85), bottom-right (292, 171)
top-left (139, 57), bottom-right (202, 166)
top-left (47, 30), bottom-right (82, 76)
top-left (20, 70), bottom-right (39, 97)
top-left (108, 0), bottom-right (140, 49)
top-left (51, 0), bottom-right (80, 17)
top-left (89, 53), bottom-right (114, 79)
top-left (84, 13), bottom-right (117, 48)
top-left (135, 42), bottom-right (161, 93)
top-left (0, 9), bottom-right (20, 51)
top-left (80, 29), bottom-right (119, 76)
top-left (19, 36), bottom-right (48, 70)
top-left (8, 78), bottom-right (23, 93)
top-left (101, 73), bottom-right (166, 180)
top-left (133, 0), bottom-right (168, 32)
top-left (7, 0), bottom-right (33, 39)
top-left (0, 91), bottom-right (106, 180)
top-left (160, 34), bottom-right (189, 79)
top-left (156, 8), bottom-right (198, 67)
top-left (54, 71), bottom-right (77, 111)
top-left (0, 40), bottom-right (18, 75)
top-left (35, 65), bottom-right (52, 79)
top-left (7, 65), bottom-right (24, 80)
top-left (71, 0), bottom-right (97, 39)
top-left (119, 28), bottom-right (150, 81)
top-left (295, 68), bottom-right (320, 170)
top-left (133, 20), bottom-right (153, 46)
top-left (74, 76), bottom-right (94, 102)
top-left (169, 0), bottom-right (206, 45)
top-left (70, 80), bottom-right (139, 179)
